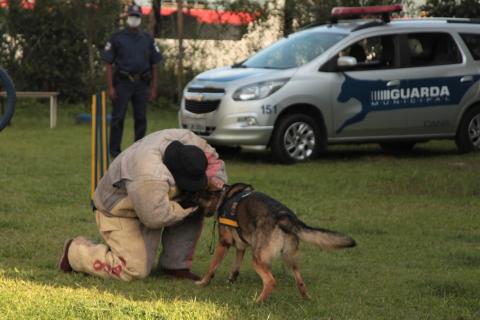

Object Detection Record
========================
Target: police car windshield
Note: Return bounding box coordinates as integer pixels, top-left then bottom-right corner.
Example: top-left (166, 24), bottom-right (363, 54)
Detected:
top-left (241, 31), bottom-right (346, 69)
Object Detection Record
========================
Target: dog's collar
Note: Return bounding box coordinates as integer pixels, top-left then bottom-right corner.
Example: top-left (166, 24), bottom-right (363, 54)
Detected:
top-left (217, 188), bottom-right (253, 228)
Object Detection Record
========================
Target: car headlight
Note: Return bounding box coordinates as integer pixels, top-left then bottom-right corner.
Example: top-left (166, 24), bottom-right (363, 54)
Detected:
top-left (232, 79), bottom-right (289, 101)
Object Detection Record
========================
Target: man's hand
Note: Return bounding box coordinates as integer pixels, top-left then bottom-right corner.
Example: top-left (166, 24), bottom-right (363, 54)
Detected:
top-left (106, 63), bottom-right (116, 100)
top-left (174, 191), bottom-right (198, 208)
top-left (208, 176), bottom-right (224, 191)
top-left (149, 87), bottom-right (157, 102)
top-left (108, 86), bottom-right (117, 101)
top-left (170, 201), bottom-right (198, 219)
top-left (183, 206), bottom-right (199, 216)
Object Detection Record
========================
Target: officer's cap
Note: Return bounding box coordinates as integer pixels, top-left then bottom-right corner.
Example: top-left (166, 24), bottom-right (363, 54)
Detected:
top-left (127, 5), bottom-right (142, 17)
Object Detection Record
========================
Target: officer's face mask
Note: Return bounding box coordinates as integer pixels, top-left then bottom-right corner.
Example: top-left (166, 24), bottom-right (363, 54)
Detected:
top-left (126, 16), bottom-right (141, 28)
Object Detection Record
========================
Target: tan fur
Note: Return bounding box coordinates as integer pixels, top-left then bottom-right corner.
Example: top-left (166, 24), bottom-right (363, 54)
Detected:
top-left (297, 228), bottom-right (356, 251)
top-left (195, 183), bottom-right (356, 303)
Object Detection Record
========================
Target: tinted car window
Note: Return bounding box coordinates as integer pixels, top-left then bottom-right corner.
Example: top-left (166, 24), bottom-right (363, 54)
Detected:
top-left (405, 33), bottom-right (462, 67)
top-left (338, 35), bottom-right (396, 71)
top-left (460, 33), bottom-right (480, 60)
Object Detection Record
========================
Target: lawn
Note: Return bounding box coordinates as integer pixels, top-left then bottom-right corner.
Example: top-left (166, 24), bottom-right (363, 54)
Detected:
top-left (0, 102), bottom-right (479, 319)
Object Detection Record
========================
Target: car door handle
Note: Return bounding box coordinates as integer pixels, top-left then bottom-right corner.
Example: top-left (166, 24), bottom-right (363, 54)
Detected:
top-left (386, 80), bottom-right (400, 87)
top-left (460, 76), bottom-right (473, 83)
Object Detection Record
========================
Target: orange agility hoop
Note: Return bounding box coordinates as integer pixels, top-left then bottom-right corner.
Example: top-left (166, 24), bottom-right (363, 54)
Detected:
top-left (90, 91), bottom-right (109, 207)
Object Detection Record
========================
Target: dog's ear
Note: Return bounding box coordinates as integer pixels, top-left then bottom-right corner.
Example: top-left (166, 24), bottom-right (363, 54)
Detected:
top-left (226, 183), bottom-right (253, 198)
top-left (195, 190), bottom-right (223, 217)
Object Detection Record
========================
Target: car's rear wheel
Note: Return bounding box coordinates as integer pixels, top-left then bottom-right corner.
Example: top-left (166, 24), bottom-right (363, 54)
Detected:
top-left (271, 113), bottom-right (324, 164)
top-left (379, 142), bottom-right (416, 154)
top-left (455, 105), bottom-right (480, 153)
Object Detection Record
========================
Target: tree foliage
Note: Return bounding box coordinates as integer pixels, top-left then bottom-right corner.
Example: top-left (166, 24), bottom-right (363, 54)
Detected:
top-left (0, 0), bottom-right (121, 102)
top-left (283, 0), bottom-right (403, 36)
top-left (1, 0), bottom-right (475, 103)
top-left (421, 0), bottom-right (480, 18)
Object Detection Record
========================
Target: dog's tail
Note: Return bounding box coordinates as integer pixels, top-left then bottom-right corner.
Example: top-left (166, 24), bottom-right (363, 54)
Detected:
top-left (278, 216), bottom-right (356, 251)
top-left (297, 224), bottom-right (356, 250)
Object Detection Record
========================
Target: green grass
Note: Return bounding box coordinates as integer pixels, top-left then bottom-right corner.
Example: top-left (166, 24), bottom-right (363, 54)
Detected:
top-left (0, 102), bottom-right (479, 319)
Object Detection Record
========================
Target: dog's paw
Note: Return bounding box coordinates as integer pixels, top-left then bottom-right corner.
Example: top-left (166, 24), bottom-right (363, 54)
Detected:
top-left (195, 279), bottom-right (209, 287)
top-left (255, 296), bottom-right (266, 304)
top-left (227, 276), bottom-right (238, 284)
top-left (227, 271), bottom-right (239, 284)
top-left (301, 292), bottom-right (311, 300)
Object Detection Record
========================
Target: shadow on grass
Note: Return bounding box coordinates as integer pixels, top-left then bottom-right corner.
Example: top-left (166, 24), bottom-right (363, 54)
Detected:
top-left (219, 143), bottom-right (461, 164)
top-left (0, 258), bottom-right (319, 308)
top-left (448, 232), bottom-right (480, 244)
top-left (421, 279), bottom-right (479, 299)
top-left (446, 252), bottom-right (480, 268)
top-left (0, 223), bottom-right (355, 310)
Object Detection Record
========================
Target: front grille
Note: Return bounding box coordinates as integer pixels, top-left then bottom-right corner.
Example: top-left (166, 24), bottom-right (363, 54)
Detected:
top-left (185, 99), bottom-right (220, 114)
top-left (187, 87), bottom-right (225, 93)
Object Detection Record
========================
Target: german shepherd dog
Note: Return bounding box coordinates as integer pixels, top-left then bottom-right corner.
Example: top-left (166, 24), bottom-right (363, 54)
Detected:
top-left (194, 183), bottom-right (356, 303)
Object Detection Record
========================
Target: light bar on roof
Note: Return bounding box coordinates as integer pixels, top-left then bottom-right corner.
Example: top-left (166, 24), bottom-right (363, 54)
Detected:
top-left (331, 5), bottom-right (402, 18)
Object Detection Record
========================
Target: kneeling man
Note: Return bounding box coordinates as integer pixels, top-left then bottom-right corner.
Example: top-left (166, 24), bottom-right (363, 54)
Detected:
top-left (59, 129), bottom-right (227, 281)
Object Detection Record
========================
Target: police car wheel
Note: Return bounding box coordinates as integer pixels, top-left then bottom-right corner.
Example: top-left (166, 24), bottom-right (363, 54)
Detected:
top-left (379, 142), bottom-right (416, 154)
top-left (456, 105), bottom-right (480, 153)
top-left (271, 114), bottom-right (323, 164)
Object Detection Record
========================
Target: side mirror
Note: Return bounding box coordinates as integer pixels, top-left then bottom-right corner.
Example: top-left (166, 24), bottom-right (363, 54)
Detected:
top-left (337, 56), bottom-right (358, 68)
top-left (319, 55), bottom-right (359, 73)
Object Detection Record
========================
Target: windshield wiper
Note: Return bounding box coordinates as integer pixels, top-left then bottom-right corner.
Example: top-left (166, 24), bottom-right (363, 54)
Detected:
top-left (231, 60), bottom-right (247, 68)
top-left (259, 66), bottom-right (287, 70)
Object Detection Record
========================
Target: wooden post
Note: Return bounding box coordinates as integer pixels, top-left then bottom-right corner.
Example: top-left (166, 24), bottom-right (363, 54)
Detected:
top-left (91, 95), bottom-right (97, 200)
top-left (177, 0), bottom-right (184, 104)
top-left (50, 95), bottom-right (58, 128)
top-left (101, 91), bottom-right (108, 173)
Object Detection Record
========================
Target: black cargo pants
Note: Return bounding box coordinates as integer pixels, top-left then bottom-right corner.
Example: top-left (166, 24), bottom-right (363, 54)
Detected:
top-left (110, 78), bottom-right (149, 158)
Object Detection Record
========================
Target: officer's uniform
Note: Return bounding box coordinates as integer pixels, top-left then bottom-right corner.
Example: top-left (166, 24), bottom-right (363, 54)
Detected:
top-left (102, 6), bottom-right (162, 158)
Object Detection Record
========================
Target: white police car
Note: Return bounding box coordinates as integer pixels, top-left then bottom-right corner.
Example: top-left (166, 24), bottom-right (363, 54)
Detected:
top-left (179, 5), bottom-right (480, 163)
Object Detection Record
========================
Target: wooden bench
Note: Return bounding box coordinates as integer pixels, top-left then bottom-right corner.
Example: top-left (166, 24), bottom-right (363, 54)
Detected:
top-left (0, 91), bottom-right (60, 128)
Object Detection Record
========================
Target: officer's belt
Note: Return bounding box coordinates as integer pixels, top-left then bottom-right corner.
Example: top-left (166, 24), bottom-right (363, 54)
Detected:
top-left (117, 70), bottom-right (151, 82)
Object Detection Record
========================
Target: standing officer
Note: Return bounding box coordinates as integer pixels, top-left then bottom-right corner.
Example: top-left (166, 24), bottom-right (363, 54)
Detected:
top-left (102, 4), bottom-right (162, 159)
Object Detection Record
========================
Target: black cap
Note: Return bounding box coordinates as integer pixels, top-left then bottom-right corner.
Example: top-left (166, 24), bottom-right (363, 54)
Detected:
top-left (164, 141), bottom-right (208, 192)
top-left (127, 5), bottom-right (142, 17)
